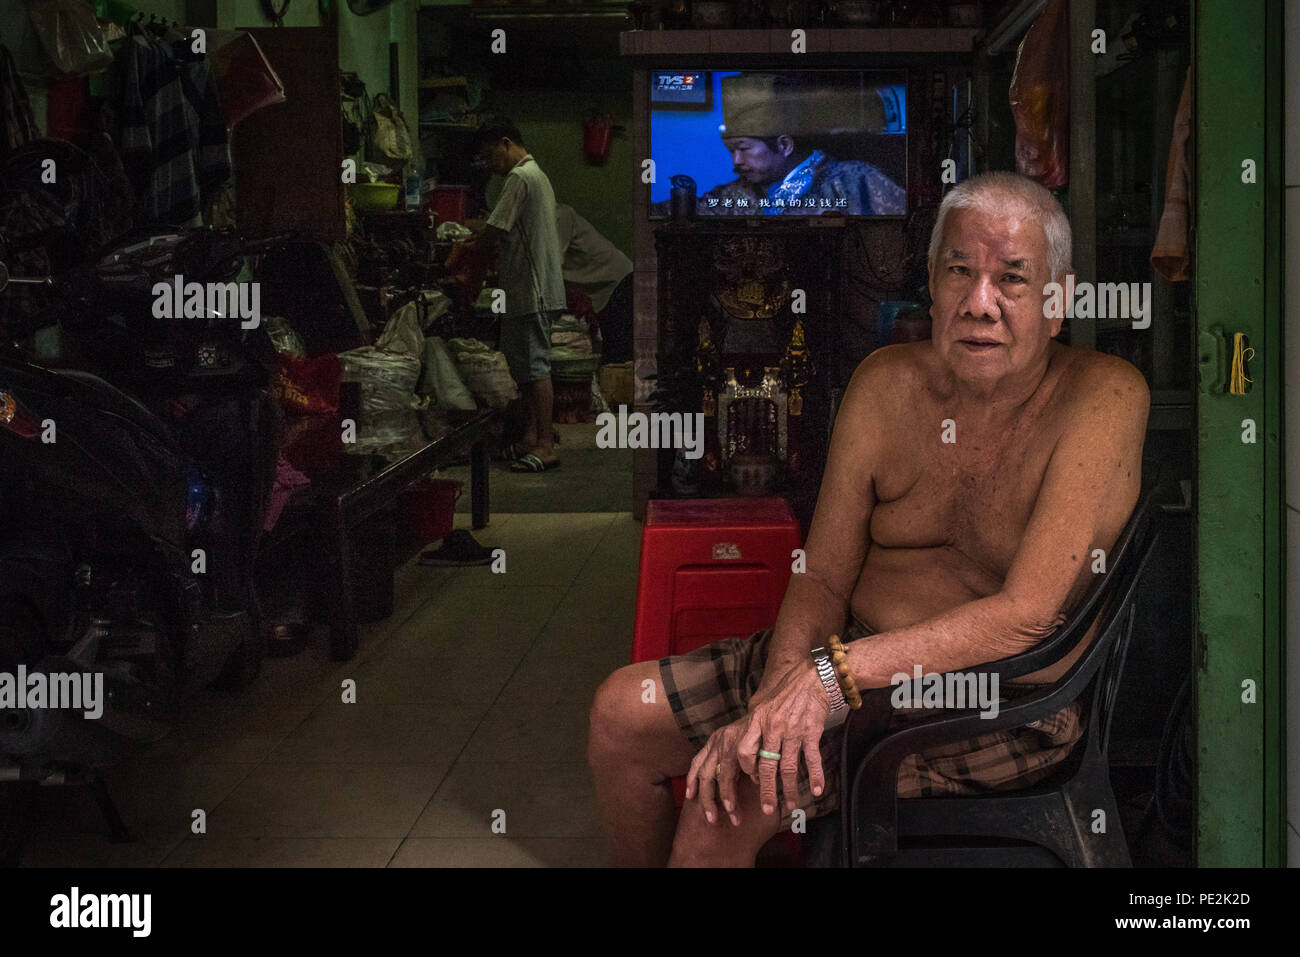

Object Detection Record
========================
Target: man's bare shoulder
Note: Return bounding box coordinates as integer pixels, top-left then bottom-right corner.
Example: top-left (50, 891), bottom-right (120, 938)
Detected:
top-left (844, 340), bottom-right (1149, 425)
top-left (1051, 343), bottom-right (1151, 419)
top-left (838, 343), bottom-right (947, 444)
top-left (845, 341), bottom-right (934, 398)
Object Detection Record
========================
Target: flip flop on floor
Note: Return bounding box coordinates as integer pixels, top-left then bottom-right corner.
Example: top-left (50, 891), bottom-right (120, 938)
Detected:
top-left (501, 436), bottom-right (557, 459)
top-left (418, 529), bottom-right (495, 566)
top-left (509, 453), bottom-right (561, 473)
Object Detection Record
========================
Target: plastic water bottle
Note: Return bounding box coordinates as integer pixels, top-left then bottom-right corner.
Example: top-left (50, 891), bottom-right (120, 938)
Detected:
top-left (405, 168), bottom-right (421, 211)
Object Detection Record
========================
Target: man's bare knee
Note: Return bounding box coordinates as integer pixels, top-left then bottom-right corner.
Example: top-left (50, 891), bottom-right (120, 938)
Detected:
top-left (669, 779), bottom-right (784, 867)
top-left (588, 662), bottom-right (689, 772)
top-left (588, 663), bottom-right (657, 747)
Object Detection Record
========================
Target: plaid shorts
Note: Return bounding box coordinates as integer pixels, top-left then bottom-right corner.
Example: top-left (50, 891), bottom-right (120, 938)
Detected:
top-left (660, 619), bottom-right (1085, 828)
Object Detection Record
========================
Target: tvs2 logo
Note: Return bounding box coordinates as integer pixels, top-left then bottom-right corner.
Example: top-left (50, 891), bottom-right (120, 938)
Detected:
top-left (657, 74), bottom-right (699, 91)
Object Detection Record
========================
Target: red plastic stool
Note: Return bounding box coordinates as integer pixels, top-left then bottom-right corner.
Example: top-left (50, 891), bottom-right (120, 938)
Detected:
top-left (632, 497), bottom-right (802, 663)
top-left (632, 497), bottom-right (806, 864)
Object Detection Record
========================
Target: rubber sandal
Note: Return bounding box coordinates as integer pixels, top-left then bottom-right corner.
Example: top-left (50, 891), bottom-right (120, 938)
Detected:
top-left (418, 529), bottom-right (494, 566)
top-left (509, 453), bottom-right (561, 473)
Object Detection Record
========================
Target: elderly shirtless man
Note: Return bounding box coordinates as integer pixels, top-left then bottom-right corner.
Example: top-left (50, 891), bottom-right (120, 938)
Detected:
top-left (588, 171), bottom-right (1150, 867)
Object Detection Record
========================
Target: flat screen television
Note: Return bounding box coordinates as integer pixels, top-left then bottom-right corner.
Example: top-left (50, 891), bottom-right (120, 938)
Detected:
top-left (649, 69), bottom-right (908, 218)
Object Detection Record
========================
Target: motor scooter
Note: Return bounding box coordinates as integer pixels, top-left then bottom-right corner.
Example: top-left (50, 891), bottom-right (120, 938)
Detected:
top-left (0, 230), bottom-right (282, 864)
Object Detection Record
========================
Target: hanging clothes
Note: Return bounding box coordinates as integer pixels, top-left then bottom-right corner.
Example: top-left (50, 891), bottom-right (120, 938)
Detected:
top-left (0, 44), bottom-right (40, 159)
top-left (1150, 68), bottom-right (1192, 282)
top-left (88, 101), bottom-right (136, 241)
top-left (117, 30), bottom-right (232, 226)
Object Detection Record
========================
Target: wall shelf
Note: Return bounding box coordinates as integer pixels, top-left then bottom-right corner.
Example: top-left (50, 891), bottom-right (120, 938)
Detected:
top-left (419, 76), bottom-right (470, 90)
top-left (619, 27), bottom-right (982, 57)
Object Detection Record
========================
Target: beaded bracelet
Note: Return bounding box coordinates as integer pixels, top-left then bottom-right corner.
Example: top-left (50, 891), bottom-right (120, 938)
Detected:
top-left (827, 634), bottom-right (863, 710)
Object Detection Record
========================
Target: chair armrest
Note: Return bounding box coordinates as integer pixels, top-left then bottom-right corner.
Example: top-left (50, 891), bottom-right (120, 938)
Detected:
top-left (853, 677), bottom-right (1088, 761)
top-left (843, 652), bottom-right (1104, 772)
top-left (839, 682), bottom-right (1090, 863)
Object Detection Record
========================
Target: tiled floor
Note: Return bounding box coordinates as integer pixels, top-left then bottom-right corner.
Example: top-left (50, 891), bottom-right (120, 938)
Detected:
top-left (19, 424), bottom-right (638, 868)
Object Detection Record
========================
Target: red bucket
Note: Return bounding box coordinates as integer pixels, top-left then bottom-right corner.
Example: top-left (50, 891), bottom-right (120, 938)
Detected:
top-left (400, 478), bottom-right (463, 546)
top-left (428, 186), bottom-right (472, 227)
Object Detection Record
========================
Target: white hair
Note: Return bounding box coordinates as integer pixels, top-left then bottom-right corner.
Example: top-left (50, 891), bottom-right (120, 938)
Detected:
top-left (927, 171), bottom-right (1072, 283)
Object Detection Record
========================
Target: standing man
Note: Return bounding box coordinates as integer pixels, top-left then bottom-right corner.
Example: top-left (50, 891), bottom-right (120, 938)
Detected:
top-left (463, 119), bottom-right (566, 473)
top-left (555, 202), bottom-right (634, 363)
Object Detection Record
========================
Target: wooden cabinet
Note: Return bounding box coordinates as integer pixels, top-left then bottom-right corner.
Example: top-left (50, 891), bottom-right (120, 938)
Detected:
top-left (234, 28), bottom-right (345, 244)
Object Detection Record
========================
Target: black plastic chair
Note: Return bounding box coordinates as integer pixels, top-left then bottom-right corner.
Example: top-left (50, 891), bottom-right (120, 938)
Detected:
top-left (805, 484), bottom-right (1162, 867)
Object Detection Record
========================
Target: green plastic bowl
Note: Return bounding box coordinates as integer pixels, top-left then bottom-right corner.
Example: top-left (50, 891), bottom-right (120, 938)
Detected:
top-left (349, 182), bottom-right (401, 211)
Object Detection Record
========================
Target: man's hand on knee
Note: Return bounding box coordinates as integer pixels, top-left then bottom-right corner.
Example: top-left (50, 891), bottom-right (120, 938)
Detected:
top-left (737, 660), bottom-right (830, 815)
top-left (684, 659), bottom-right (832, 826)
top-left (684, 720), bottom-right (751, 828)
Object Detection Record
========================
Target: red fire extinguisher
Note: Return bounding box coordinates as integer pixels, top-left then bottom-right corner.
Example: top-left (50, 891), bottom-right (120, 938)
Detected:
top-left (582, 112), bottom-right (615, 165)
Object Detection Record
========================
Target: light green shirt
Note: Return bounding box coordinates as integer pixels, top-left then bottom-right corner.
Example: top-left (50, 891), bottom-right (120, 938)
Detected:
top-left (486, 154), bottom-right (567, 318)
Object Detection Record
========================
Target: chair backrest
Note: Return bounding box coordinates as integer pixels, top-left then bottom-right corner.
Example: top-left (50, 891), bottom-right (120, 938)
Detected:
top-left (1092, 600), bottom-right (1139, 760)
top-left (1081, 494), bottom-right (1164, 754)
top-left (1044, 485), bottom-right (1161, 754)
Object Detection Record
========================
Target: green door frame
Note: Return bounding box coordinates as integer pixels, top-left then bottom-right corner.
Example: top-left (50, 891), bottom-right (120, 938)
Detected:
top-left (1194, 0), bottom-right (1287, 867)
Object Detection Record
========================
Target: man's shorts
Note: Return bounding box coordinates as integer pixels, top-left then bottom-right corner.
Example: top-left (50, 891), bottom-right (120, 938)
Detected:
top-left (659, 618), bottom-right (1085, 828)
top-left (499, 310), bottom-right (560, 385)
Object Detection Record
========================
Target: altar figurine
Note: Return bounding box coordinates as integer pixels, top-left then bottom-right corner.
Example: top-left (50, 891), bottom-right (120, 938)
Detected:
top-left (780, 319), bottom-right (813, 415)
top-left (695, 317), bottom-right (721, 416)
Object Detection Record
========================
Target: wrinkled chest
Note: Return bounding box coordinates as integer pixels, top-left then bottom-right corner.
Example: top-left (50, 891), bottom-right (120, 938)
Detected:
top-left (871, 438), bottom-right (1053, 578)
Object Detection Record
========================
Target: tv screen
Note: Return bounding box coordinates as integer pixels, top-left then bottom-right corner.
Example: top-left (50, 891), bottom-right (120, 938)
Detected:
top-left (649, 70), bottom-right (908, 218)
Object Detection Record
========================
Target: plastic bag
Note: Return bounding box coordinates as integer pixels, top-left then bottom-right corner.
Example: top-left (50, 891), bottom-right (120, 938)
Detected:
top-left (28, 0), bottom-right (114, 77)
top-left (590, 372), bottom-right (609, 415)
top-left (341, 73), bottom-right (370, 157)
top-left (550, 312), bottom-right (595, 357)
top-left (264, 314), bottom-right (306, 357)
top-left (272, 354), bottom-right (340, 416)
top-left (1008, 0), bottom-right (1069, 188)
top-left (417, 289), bottom-right (452, 332)
top-left (447, 337), bottom-right (493, 359)
top-left (375, 302), bottom-right (424, 358)
top-left (550, 331), bottom-right (593, 356)
top-left (550, 313), bottom-right (588, 336)
top-left (455, 351), bottom-right (518, 408)
top-left (348, 409), bottom-right (425, 456)
top-left (436, 222), bottom-right (473, 241)
top-left (366, 92), bottom-right (413, 164)
top-left (339, 345), bottom-right (422, 415)
top-left (418, 336), bottom-right (477, 410)
top-left (280, 412), bottom-right (342, 474)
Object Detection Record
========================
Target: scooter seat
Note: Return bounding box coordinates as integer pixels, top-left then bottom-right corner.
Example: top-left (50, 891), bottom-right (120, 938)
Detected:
top-left (50, 369), bottom-right (174, 444)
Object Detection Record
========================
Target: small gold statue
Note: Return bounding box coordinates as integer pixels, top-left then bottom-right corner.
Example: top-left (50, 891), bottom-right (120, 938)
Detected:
top-left (696, 318), bottom-right (721, 415)
top-left (781, 320), bottom-right (812, 416)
